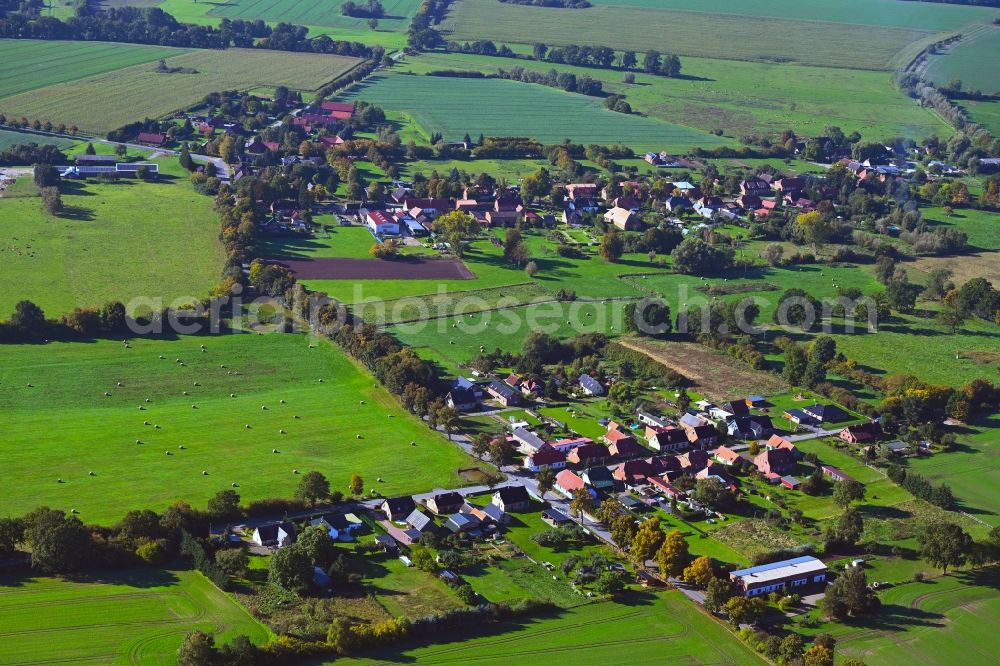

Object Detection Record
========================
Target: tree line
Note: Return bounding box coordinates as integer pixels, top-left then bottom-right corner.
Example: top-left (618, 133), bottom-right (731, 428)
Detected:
top-left (448, 39), bottom-right (683, 78)
top-left (0, 6), bottom-right (379, 57)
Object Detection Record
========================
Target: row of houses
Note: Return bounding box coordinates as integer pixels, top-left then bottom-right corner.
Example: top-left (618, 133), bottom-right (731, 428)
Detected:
top-left (377, 486), bottom-right (533, 546)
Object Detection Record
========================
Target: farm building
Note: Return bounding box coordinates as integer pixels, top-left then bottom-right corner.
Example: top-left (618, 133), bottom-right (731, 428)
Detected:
top-left (803, 404), bottom-right (850, 423)
top-left (753, 448), bottom-right (796, 476)
top-left (487, 380), bottom-right (522, 406)
top-left (821, 465), bottom-right (856, 483)
top-left (61, 163), bottom-right (159, 179)
top-left (363, 209), bottom-right (400, 236)
top-left (604, 206), bottom-right (641, 231)
top-left (136, 132), bottom-right (165, 146)
top-left (730, 556), bottom-right (827, 597)
top-left (840, 422), bottom-right (883, 444)
top-left (541, 508), bottom-right (573, 527)
top-left (512, 427), bottom-right (547, 454)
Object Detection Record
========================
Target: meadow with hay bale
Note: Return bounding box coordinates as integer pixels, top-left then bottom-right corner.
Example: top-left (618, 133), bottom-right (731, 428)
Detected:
top-left (0, 332), bottom-right (475, 523)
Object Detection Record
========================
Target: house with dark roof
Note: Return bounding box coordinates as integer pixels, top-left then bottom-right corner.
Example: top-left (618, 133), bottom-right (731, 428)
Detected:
top-left (766, 434), bottom-right (799, 458)
top-left (607, 434), bottom-right (643, 459)
top-left (821, 465), bottom-right (856, 483)
top-left (727, 415), bottom-right (774, 440)
top-left (803, 404), bottom-right (850, 423)
top-left (578, 374), bottom-right (605, 396)
top-left (678, 449), bottom-right (709, 472)
top-left (446, 386), bottom-right (479, 412)
top-left (381, 496), bottom-right (416, 522)
top-left (445, 512), bottom-right (481, 534)
top-left (426, 492), bottom-right (464, 516)
top-left (492, 486), bottom-right (532, 512)
top-left (686, 424), bottom-right (720, 447)
top-left (581, 466), bottom-right (616, 492)
top-left (487, 380), bottom-right (522, 406)
top-left (783, 408), bottom-right (816, 426)
top-left (648, 427), bottom-right (688, 452)
top-left (252, 522), bottom-right (295, 548)
top-left (613, 459), bottom-right (653, 485)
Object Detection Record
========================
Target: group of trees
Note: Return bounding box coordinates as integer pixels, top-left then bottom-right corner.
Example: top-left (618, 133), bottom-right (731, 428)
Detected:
top-left (341, 1), bottom-right (384, 18)
top-left (449, 39), bottom-right (682, 78)
top-left (494, 66), bottom-right (603, 96)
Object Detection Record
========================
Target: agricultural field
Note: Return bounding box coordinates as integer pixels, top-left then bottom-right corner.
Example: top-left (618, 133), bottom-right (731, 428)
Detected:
top-left (586, 0), bottom-right (995, 31)
top-left (926, 24), bottom-right (1000, 93)
top-left (797, 569), bottom-right (1000, 665)
top-left (336, 72), bottom-right (728, 150)
top-left (441, 0), bottom-right (944, 71)
top-left (902, 417), bottom-right (1000, 526)
top-left (342, 590), bottom-right (764, 665)
top-left (0, 569), bottom-right (271, 665)
top-left (0, 161), bottom-right (224, 317)
top-left (0, 39), bottom-right (182, 99)
top-left (157, 0), bottom-right (414, 48)
top-left (258, 224), bottom-right (379, 261)
top-left (396, 50), bottom-right (949, 140)
top-left (0, 332), bottom-right (476, 523)
top-left (962, 99), bottom-right (1000, 136)
top-left (0, 45), bottom-right (362, 134)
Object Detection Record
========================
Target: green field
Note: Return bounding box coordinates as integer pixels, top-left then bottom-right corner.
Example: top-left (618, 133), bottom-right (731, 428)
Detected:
top-left (0, 39), bottom-right (182, 99)
top-left (0, 569), bottom-right (271, 665)
top-left (0, 128), bottom-right (76, 150)
top-left (343, 590), bottom-right (764, 665)
top-left (0, 333), bottom-right (475, 523)
top-left (336, 73), bottom-right (728, 150)
top-left (441, 0), bottom-right (941, 71)
top-left (926, 24), bottom-right (1000, 93)
top-left (206, 0), bottom-right (420, 31)
top-left (962, 99), bottom-right (1000, 136)
top-left (903, 418), bottom-right (1000, 526)
top-left (587, 0), bottom-right (995, 31)
top-left (259, 223), bottom-right (377, 260)
top-left (395, 51), bottom-right (948, 140)
top-left (0, 162), bottom-right (224, 317)
top-left (157, 0), bottom-right (411, 48)
top-left (799, 570), bottom-right (1000, 665)
top-left (0, 42), bottom-right (362, 134)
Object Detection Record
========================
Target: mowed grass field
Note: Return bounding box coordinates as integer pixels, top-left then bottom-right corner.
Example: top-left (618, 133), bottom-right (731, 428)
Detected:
top-left (0, 165), bottom-right (224, 317)
top-left (337, 73), bottom-right (727, 150)
top-left (441, 0), bottom-right (942, 70)
top-left (0, 569), bottom-right (271, 665)
top-left (926, 24), bottom-right (1000, 93)
top-left (0, 333), bottom-right (475, 524)
top-left (0, 39), bottom-right (182, 99)
top-left (0, 42), bottom-right (362, 134)
top-left (962, 99), bottom-right (1000, 136)
top-left (0, 128), bottom-right (75, 150)
top-left (803, 570), bottom-right (1000, 665)
top-left (342, 590), bottom-right (764, 665)
top-left (396, 51), bottom-right (948, 140)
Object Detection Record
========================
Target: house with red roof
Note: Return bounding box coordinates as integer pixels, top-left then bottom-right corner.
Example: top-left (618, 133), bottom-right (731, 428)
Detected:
top-left (136, 132), bottom-right (165, 146)
top-left (566, 443), bottom-right (610, 466)
top-left (523, 444), bottom-right (567, 473)
top-left (554, 469), bottom-right (586, 497)
top-left (754, 448), bottom-right (796, 476)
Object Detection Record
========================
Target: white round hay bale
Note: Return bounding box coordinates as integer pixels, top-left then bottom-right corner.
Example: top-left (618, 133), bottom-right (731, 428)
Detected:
top-left (245, 424), bottom-right (251, 429)
top-left (57, 478), bottom-right (63, 483)
top-left (293, 469), bottom-right (299, 474)
top-left (272, 449), bottom-right (279, 453)
top-left (202, 470), bottom-right (208, 475)
top-left (145, 398), bottom-right (151, 403)
top-left (192, 404), bottom-right (197, 409)
top-left (280, 399), bottom-right (286, 404)
top-left (231, 482), bottom-right (238, 487)
top-left (117, 382), bottom-right (123, 387)
top-left (410, 441), bottom-right (416, 446)
top-left (279, 429), bottom-right (286, 434)
top-left (89, 471), bottom-right (96, 476)
top-left (178, 445), bottom-right (185, 449)
top-left (135, 439), bottom-right (142, 444)
top-left (165, 451), bottom-right (171, 455)
top-left (360, 400), bottom-right (365, 405)
top-left (139, 406), bottom-right (145, 411)
top-left (154, 425), bottom-right (160, 429)
top-left (356, 434), bottom-right (362, 439)
top-left (294, 415), bottom-right (300, 419)
top-left (193, 382), bottom-right (200, 386)
top-left (261, 405), bottom-right (267, 410)
top-left (231, 393), bottom-right (236, 398)
top-left (104, 392), bottom-right (111, 396)
top-left (183, 391), bottom-right (189, 396)
top-left (318, 378), bottom-right (324, 383)
top-left (144, 421), bottom-right (150, 426)
top-left (159, 355), bottom-right (165, 359)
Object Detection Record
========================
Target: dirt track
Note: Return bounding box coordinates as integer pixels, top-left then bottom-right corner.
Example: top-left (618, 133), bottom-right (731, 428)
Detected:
top-left (278, 257), bottom-right (475, 280)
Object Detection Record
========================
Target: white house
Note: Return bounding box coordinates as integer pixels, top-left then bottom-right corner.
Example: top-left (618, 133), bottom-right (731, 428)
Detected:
top-left (363, 209), bottom-right (400, 236)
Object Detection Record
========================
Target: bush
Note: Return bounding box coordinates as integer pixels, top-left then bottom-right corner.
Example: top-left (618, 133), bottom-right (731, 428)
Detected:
top-left (135, 539), bottom-right (168, 565)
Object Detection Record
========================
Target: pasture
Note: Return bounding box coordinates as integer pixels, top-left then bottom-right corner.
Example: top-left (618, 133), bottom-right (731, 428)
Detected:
top-left (259, 224), bottom-right (378, 260)
top-left (962, 99), bottom-right (1000, 136)
top-left (0, 164), bottom-right (224, 318)
top-left (157, 0), bottom-right (412, 48)
top-left (0, 569), bottom-right (270, 665)
top-left (0, 39), bottom-right (182, 99)
top-left (0, 128), bottom-right (75, 151)
top-left (397, 51), bottom-right (948, 140)
top-left (441, 0), bottom-right (937, 71)
top-left (336, 73), bottom-right (727, 150)
top-left (926, 24), bottom-right (1000, 93)
top-left (0, 46), bottom-right (362, 134)
top-left (0, 333), bottom-right (475, 524)
top-left (342, 590), bottom-right (764, 665)
top-left (799, 570), bottom-right (1000, 665)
